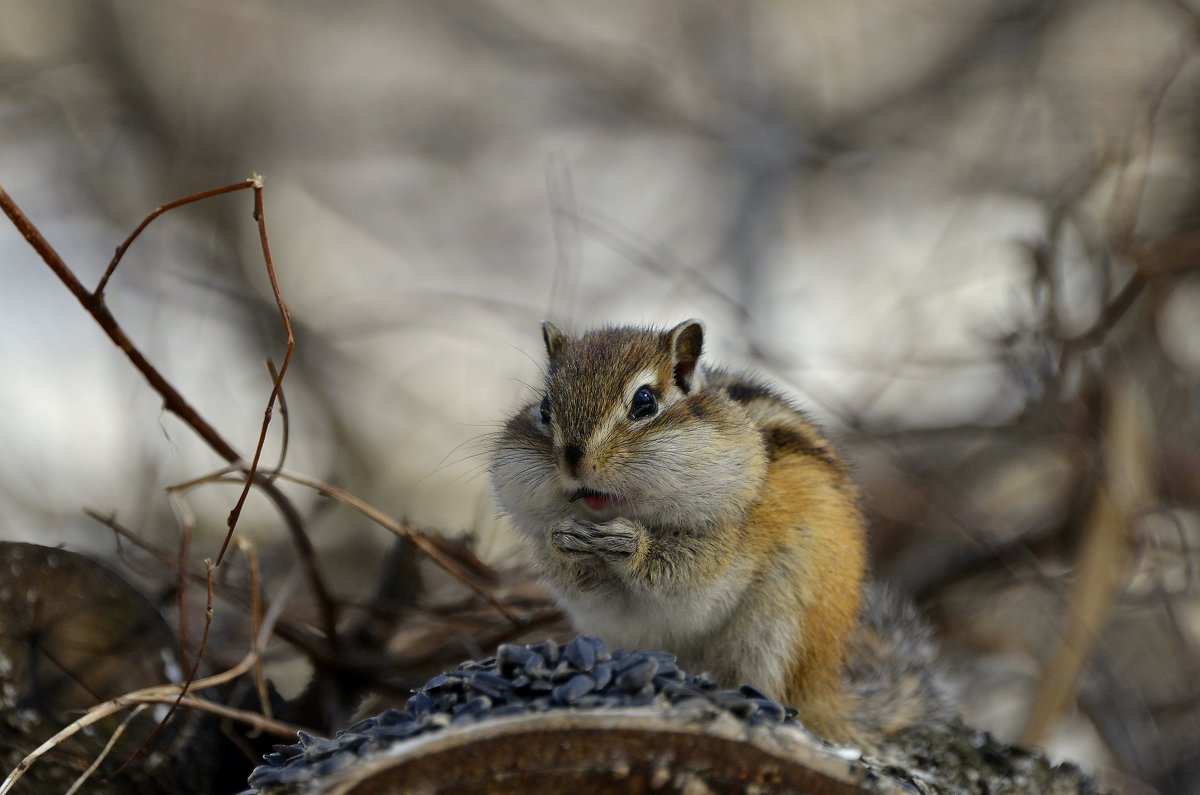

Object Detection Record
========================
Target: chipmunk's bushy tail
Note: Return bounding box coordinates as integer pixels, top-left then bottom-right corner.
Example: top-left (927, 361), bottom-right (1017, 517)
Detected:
top-left (843, 584), bottom-right (957, 740)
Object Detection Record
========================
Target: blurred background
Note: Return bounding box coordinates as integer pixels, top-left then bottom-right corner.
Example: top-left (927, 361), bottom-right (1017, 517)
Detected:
top-left (2, 1), bottom-right (1200, 792)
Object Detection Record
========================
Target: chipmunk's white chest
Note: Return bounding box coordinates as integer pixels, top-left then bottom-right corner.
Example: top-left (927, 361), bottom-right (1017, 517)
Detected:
top-left (559, 575), bottom-right (744, 655)
top-left (554, 566), bottom-right (791, 697)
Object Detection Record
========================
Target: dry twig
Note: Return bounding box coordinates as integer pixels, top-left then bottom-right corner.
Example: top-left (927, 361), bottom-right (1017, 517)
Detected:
top-left (239, 538), bottom-right (274, 722)
top-left (63, 706), bottom-right (148, 795)
top-left (0, 177), bottom-right (339, 652)
top-left (0, 572), bottom-right (306, 794)
top-left (109, 559), bottom-right (219, 779)
top-left (246, 469), bottom-right (519, 624)
top-left (1021, 373), bottom-right (1155, 745)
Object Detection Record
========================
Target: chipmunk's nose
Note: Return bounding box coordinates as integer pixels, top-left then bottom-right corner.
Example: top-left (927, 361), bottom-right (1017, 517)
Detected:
top-left (561, 444), bottom-right (584, 478)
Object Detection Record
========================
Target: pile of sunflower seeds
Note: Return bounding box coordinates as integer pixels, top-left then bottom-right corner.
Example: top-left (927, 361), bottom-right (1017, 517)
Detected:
top-left (245, 636), bottom-right (799, 793)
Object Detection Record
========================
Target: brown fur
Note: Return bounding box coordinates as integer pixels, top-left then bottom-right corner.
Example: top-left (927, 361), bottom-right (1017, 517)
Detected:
top-left (492, 321), bottom-right (953, 749)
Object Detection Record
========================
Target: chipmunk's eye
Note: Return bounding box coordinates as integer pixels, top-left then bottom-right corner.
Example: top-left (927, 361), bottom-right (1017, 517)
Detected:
top-left (629, 386), bottom-right (657, 420)
top-left (539, 394), bottom-right (551, 425)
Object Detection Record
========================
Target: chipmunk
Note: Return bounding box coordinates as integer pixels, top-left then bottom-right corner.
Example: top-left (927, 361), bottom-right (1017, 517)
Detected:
top-left (491, 320), bottom-right (953, 747)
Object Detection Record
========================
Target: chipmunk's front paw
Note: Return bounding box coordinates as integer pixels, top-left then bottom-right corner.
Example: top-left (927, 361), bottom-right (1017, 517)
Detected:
top-left (551, 518), bottom-right (642, 560)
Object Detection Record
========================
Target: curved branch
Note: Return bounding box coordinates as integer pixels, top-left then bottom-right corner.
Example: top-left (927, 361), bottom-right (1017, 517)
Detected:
top-left (0, 180), bottom-right (338, 652)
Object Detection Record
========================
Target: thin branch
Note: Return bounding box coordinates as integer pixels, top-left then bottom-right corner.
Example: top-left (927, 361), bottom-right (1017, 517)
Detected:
top-left (218, 176), bottom-right (296, 566)
top-left (90, 508), bottom-right (180, 574)
top-left (266, 469), bottom-right (520, 624)
top-left (166, 465), bottom-right (337, 656)
top-left (170, 490), bottom-right (196, 668)
top-left (110, 560), bottom-right (217, 780)
top-left (0, 572), bottom-right (306, 794)
top-left (1021, 373), bottom-right (1155, 745)
top-left (86, 508), bottom-right (334, 664)
top-left (0, 179), bottom-right (339, 652)
top-left (265, 359), bottom-right (291, 478)
top-left (1, 695), bottom-right (307, 795)
top-left (238, 537), bottom-right (273, 723)
top-left (1103, 39), bottom-right (1190, 255)
top-left (1134, 231), bottom-right (1200, 279)
top-left (63, 705), bottom-right (148, 795)
top-left (1059, 271), bottom-right (1147, 354)
top-left (96, 180), bottom-right (257, 296)
top-left (0, 182), bottom-right (247, 464)
top-left (1060, 230), bottom-right (1200, 356)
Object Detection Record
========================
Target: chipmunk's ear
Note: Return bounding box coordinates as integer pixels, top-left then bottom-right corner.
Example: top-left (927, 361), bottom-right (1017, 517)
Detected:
top-left (541, 321), bottom-right (566, 362)
top-left (668, 319), bottom-right (705, 394)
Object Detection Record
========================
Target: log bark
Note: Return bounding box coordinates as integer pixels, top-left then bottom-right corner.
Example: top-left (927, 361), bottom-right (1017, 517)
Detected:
top-left (294, 708), bottom-right (1102, 795)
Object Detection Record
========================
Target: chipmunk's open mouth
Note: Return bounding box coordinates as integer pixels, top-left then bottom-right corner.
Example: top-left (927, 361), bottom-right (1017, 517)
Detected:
top-left (569, 487), bottom-right (614, 512)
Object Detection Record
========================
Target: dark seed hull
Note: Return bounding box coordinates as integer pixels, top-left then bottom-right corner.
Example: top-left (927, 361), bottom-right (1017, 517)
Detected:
top-left (245, 636), bottom-right (799, 793)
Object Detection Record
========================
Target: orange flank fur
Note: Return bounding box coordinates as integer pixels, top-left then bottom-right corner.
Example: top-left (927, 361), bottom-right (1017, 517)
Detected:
top-left (750, 441), bottom-right (866, 742)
